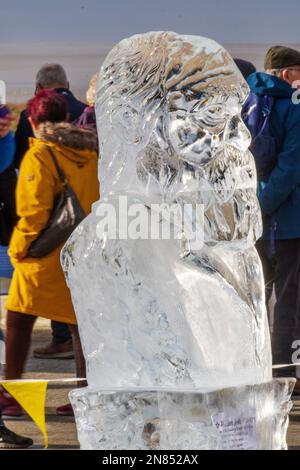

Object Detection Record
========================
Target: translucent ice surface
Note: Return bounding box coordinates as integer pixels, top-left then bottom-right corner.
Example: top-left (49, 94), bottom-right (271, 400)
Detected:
top-left (62, 32), bottom-right (277, 449)
top-left (70, 379), bottom-right (294, 450)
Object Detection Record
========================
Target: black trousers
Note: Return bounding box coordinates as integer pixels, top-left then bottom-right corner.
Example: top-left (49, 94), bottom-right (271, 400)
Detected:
top-left (51, 321), bottom-right (71, 344)
top-left (256, 239), bottom-right (300, 377)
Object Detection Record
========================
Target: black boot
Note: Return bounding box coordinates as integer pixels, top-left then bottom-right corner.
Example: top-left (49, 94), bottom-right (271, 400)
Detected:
top-left (0, 425), bottom-right (33, 449)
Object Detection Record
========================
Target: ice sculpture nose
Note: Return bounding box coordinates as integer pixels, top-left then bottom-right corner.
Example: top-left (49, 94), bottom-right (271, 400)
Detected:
top-left (224, 114), bottom-right (251, 151)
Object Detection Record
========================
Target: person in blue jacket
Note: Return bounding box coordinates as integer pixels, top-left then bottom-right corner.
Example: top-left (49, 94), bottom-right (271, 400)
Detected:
top-left (0, 114), bottom-right (17, 245)
top-left (0, 115), bottom-right (33, 448)
top-left (248, 46), bottom-right (300, 388)
top-left (0, 126), bottom-right (15, 172)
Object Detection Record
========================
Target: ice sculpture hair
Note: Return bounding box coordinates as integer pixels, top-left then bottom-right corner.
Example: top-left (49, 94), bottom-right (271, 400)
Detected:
top-left (63, 32), bottom-right (272, 394)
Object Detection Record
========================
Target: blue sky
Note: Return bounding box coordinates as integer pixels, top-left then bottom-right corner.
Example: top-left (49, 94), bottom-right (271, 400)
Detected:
top-left (1, 0), bottom-right (299, 45)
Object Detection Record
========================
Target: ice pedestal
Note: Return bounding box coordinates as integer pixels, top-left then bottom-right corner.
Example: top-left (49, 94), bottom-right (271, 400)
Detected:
top-left (69, 379), bottom-right (294, 450)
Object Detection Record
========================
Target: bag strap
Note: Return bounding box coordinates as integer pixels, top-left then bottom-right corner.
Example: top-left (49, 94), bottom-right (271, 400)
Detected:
top-left (45, 146), bottom-right (68, 188)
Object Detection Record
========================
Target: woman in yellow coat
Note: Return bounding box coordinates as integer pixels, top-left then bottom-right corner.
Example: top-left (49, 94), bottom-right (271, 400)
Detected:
top-left (2, 90), bottom-right (99, 417)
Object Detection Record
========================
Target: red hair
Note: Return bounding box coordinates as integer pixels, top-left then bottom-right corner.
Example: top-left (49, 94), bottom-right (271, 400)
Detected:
top-left (27, 90), bottom-right (68, 126)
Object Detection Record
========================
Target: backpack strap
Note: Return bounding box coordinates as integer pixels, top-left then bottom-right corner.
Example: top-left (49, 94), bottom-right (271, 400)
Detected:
top-left (259, 95), bottom-right (274, 135)
top-left (44, 146), bottom-right (68, 188)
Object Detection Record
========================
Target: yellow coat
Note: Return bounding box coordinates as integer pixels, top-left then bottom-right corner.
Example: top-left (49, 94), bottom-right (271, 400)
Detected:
top-left (7, 123), bottom-right (99, 325)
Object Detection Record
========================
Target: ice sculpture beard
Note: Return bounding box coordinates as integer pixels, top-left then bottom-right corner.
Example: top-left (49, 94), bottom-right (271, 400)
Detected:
top-left (62, 32), bottom-right (272, 392)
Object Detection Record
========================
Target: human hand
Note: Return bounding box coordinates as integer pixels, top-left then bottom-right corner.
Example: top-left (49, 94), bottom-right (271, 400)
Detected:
top-left (0, 115), bottom-right (15, 138)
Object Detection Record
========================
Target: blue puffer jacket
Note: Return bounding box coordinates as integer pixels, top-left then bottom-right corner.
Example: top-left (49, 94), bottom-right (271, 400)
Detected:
top-left (247, 72), bottom-right (300, 240)
top-left (0, 132), bottom-right (15, 173)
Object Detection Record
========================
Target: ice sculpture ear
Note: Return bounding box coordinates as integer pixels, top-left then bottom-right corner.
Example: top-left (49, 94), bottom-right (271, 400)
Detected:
top-left (110, 104), bottom-right (143, 145)
top-left (110, 102), bottom-right (164, 149)
top-left (135, 108), bottom-right (180, 192)
top-left (153, 112), bottom-right (170, 152)
top-left (136, 140), bottom-right (179, 192)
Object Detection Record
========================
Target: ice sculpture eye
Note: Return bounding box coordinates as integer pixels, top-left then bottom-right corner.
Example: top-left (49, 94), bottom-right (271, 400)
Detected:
top-left (191, 104), bottom-right (227, 134)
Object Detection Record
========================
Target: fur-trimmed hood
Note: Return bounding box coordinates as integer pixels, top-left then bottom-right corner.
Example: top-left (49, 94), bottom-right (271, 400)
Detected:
top-left (36, 122), bottom-right (98, 152)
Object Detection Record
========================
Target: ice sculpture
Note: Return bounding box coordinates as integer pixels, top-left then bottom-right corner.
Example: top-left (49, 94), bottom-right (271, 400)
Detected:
top-left (62, 32), bottom-right (293, 449)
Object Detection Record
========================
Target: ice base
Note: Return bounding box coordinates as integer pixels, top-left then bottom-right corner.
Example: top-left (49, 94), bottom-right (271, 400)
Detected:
top-left (70, 379), bottom-right (295, 450)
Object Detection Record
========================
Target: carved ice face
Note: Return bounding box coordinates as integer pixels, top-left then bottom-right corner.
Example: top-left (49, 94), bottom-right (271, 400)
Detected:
top-left (97, 32), bottom-right (249, 188)
top-left (96, 32), bottom-right (261, 242)
top-left (167, 93), bottom-right (250, 167)
top-left (151, 84), bottom-right (260, 243)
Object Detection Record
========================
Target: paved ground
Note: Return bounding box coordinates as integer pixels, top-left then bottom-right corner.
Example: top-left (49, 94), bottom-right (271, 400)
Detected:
top-left (0, 298), bottom-right (300, 451)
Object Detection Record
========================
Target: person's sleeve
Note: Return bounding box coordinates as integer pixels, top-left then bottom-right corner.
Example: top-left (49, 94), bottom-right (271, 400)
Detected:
top-left (8, 149), bottom-right (56, 261)
top-left (0, 132), bottom-right (15, 173)
top-left (258, 109), bottom-right (300, 215)
top-left (14, 110), bottom-right (34, 169)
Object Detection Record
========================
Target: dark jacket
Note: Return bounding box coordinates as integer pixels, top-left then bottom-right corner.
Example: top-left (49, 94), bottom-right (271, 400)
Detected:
top-left (247, 72), bottom-right (300, 240)
top-left (14, 88), bottom-right (86, 168)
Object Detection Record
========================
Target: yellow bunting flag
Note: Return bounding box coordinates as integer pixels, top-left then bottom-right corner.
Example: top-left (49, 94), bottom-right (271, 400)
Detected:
top-left (1, 381), bottom-right (48, 448)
